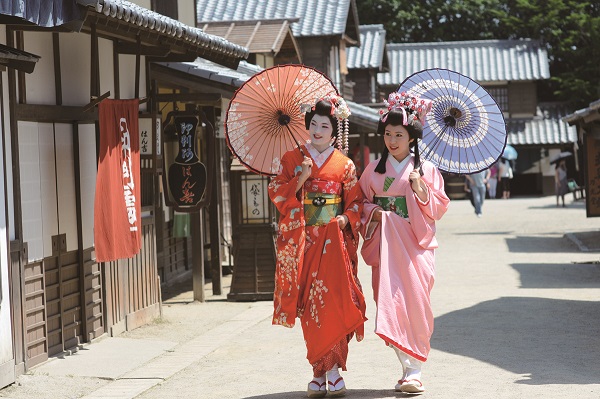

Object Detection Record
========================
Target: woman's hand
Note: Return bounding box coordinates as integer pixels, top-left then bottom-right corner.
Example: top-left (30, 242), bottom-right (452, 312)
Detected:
top-left (336, 214), bottom-right (349, 229)
top-left (296, 157), bottom-right (313, 192)
top-left (409, 168), bottom-right (428, 202)
top-left (371, 208), bottom-right (383, 222)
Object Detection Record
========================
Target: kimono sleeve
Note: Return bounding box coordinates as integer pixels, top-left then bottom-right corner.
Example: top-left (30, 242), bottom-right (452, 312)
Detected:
top-left (358, 162), bottom-right (383, 240)
top-left (268, 150), bottom-right (303, 218)
top-left (341, 159), bottom-right (363, 239)
top-left (414, 161), bottom-right (450, 221)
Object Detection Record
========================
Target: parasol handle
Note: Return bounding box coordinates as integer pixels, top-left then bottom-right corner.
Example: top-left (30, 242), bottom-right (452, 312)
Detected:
top-left (281, 116), bottom-right (307, 157)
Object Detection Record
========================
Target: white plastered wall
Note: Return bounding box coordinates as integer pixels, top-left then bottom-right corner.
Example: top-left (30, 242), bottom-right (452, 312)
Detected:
top-left (79, 124), bottom-right (97, 250)
top-left (23, 31), bottom-right (56, 104)
top-left (98, 37), bottom-right (114, 98)
top-left (0, 30), bottom-right (14, 368)
top-left (119, 54), bottom-right (147, 100)
top-left (178, 0), bottom-right (196, 27)
top-left (18, 121), bottom-right (55, 262)
top-left (55, 124), bottom-right (78, 253)
top-left (59, 32), bottom-right (91, 106)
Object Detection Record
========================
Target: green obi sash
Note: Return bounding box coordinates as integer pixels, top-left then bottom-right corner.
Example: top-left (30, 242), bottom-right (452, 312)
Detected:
top-left (304, 192), bottom-right (342, 226)
top-left (374, 195), bottom-right (409, 219)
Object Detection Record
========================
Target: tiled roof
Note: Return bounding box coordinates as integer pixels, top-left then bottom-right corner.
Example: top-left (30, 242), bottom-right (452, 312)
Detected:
top-left (563, 99), bottom-right (600, 124)
top-left (507, 103), bottom-right (577, 146)
top-left (78, 0), bottom-right (249, 61)
top-left (379, 39), bottom-right (550, 86)
top-left (347, 24), bottom-right (387, 70)
top-left (159, 60), bottom-right (378, 128)
top-left (200, 19), bottom-right (301, 61)
top-left (0, 43), bottom-right (40, 73)
top-left (196, 0), bottom-right (359, 41)
top-left (158, 59), bottom-right (262, 88)
top-left (347, 101), bottom-right (379, 129)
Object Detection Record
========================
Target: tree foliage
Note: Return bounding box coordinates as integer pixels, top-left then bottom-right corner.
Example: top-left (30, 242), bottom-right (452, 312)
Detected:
top-left (356, 0), bottom-right (600, 108)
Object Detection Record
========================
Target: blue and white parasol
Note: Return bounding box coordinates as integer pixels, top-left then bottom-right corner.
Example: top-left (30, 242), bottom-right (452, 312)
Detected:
top-left (398, 68), bottom-right (507, 174)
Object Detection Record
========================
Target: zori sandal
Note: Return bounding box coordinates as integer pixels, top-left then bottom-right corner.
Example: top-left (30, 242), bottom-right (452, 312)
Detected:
top-left (400, 378), bottom-right (425, 394)
top-left (328, 376), bottom-right (347, 397)
top-left (307, 380), bottom-right (326, 398)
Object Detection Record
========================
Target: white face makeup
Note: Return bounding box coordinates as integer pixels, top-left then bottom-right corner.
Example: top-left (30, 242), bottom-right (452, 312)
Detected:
top-left (309, 114), bottom-right (334, 152)
top-left (384, 124), bottom-right (414, 161)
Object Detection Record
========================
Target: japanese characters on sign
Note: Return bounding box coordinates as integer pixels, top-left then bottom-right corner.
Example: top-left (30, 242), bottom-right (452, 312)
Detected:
top-left (164, 114), bottom-right (207, 212)
top-left (120, 118), bottom-right (137, 232)
top-left (241, 174), bottom-right (269, 223)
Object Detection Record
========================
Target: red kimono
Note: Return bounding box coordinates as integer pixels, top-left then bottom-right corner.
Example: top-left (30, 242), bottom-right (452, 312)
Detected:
top-left (268, 144), bottom-right (366, 376)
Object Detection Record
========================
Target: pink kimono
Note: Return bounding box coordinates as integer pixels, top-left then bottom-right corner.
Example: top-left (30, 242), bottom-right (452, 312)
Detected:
top-left (359, 155), bottom-right (449, 362)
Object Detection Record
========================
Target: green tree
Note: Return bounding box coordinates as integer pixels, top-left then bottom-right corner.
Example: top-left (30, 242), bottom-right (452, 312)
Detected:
top-left (356, 0), bottom-right (600, 108)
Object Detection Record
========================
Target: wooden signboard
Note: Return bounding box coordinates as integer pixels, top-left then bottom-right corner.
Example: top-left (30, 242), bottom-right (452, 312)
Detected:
top-left (585, 135), bottom-right (600, 217)
top-left (162, 113), bottom-right (208, 212)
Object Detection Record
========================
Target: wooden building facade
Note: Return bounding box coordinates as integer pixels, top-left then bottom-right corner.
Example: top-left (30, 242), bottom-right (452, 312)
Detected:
top-left (0, 0), bottom-right (246, 389)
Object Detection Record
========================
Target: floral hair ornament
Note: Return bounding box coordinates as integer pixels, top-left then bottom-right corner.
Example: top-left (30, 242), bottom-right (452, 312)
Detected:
top-left (380, 91), bottom-right (432, 126)
top-left (301, 94), bottom-right (352, 153)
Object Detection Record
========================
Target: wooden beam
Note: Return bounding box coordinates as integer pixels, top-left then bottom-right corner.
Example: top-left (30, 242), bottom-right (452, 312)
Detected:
top-left (116, 41), bottom-right (170, 56)
top-left (53, 33), bottom-right (62, 105)
top-left (154, 93), bottom-right (222, 104)
top-left (15, 104), bottom-right (98, 123)
top-left (82, 91), bottom-right (110, 112)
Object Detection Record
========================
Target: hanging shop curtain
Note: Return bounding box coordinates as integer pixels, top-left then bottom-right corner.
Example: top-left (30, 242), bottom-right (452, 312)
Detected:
top-left (94, 99), bottom-right (142, 262)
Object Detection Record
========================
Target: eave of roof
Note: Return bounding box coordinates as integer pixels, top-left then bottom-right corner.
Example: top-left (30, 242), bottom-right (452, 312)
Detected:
top-left (0, 43), bottom-right (40, 73)
top-left (75, 0), bottom-right (249, 69)
top-left (563, 99), bottom-right (600, 125)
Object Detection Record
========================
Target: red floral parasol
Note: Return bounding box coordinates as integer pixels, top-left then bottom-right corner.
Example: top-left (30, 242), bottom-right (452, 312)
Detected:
top-left (225, 64), bottom-right (339, 176)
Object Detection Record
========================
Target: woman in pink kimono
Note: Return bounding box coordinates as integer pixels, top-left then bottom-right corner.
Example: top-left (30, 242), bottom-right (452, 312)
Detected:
top-left (359, 92), bottom-right (450, 394)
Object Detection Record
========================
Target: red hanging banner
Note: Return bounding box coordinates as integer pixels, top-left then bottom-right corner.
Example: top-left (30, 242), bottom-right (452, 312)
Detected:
top-left (94, 99), bottom-right (142, 262)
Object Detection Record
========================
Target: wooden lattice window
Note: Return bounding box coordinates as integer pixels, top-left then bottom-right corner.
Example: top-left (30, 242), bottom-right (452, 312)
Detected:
top-left (486, 86), bottom-right (509, 112)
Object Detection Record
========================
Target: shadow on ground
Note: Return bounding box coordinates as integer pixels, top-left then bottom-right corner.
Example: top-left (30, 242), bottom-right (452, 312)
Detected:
top-left (512, 262), bottom-right (600, 289)
top-left (433, 297), bottom-right (600, 385)
top-left (527, 200), bottom-right (586, 210)
top-left (244, 389), bottom-right (412, 398)
top-left (505, 235), bottom-right (581, 253)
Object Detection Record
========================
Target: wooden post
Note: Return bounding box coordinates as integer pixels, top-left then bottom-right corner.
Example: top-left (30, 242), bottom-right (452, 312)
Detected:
top-left (204, 107), bottom-right (223, 295)
top-left (191, 211), bottom-right (205, 302)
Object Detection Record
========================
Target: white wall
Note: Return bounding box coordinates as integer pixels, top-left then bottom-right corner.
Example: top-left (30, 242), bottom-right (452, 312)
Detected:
top-left (23, 32), bottom-right (56, 105)
top-left (0, 72), bottom-right (13, 373)
top-left (98, 37), bottom-right (114, 98)
top-left (18, 121), bottom-right (48, 261)
top-left (119, 54), bottom-right (147, 100)
top-left (178, 0), bottom-right (196, 27)
top-left (55, 124), bottom-right (77, 252)
top-left (59, 32), bottom-right (91, 106)
top-left (78, 124), bottom-right (97, 250)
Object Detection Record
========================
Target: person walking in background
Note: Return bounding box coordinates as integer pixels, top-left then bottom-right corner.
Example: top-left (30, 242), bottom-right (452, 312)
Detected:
top-left (268, 96), bottom-right (366, 398)
top-left (555, 159), bottom-right (569, 207)
top-left (498, 157), bottom-right (513, 199)
top-left (487, 162), bottom-right (499, 198)
top-left (358, 92), bottom-right (450, 394)
top-left (465, 169), bottom-right (490, 217)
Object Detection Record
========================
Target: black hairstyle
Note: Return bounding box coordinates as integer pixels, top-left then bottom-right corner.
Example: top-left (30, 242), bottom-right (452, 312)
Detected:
top-left (304, 100), bottom-right (339, 138)
top-left (374, 108), bottom-right (424, 174)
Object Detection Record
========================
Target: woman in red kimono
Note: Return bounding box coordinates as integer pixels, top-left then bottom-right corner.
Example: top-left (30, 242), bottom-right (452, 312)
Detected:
top-left (359, 92), bottom-right (450, 394)
top-left (268, 96), bottom-right (366, 398)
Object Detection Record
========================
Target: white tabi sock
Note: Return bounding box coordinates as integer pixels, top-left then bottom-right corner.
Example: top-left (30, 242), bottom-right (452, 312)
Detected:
top-left (326, 364), bottom-right (345, 390)
top-left (393, 347), bottom-right (422, 381)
